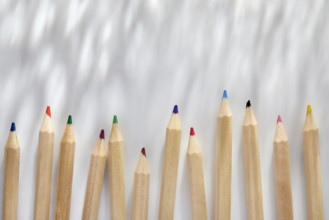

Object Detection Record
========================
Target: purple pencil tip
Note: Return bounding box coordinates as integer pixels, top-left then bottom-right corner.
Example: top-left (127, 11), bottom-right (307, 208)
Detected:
top-left (173, 105), bottom-right (178, 114)
top-left (99, 129), bottom-right (105, 139)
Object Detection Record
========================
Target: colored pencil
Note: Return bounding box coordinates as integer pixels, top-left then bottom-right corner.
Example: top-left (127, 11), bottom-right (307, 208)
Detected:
top-left (187, 127), bottom-right (207, 220)
top-left (158, 105), bottom-right (182, 220)
top-left (55, 115), bottom-right (76, 220)
top-left (2, 123), bottom-right (20, 220)
top-left (34, 106), bottom-right (55, 220)
top-left (108, 115), bottom-right (126, 220)
top-left (303, 105), bottom-right (324, 219)
top-left (132, 148), bottom-right (150, 220)
top-left (82, 130), bottom-right (107, 220)
top-left (215, 90), bottom-right (232, 220)
top-left (242, 100), bottom-right (264, 220)
top-left (273, 115), bottom-right (293, 219)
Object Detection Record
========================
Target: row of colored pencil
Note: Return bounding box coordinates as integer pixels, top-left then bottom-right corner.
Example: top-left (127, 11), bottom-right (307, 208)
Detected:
top-left (1, 91), bottom-right (323, 220)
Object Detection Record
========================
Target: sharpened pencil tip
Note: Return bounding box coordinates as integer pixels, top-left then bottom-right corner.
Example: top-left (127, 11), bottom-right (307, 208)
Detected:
top-left (10, 122), bottom-right (16, 132)
top-left (46, 106), bottom-right (51, 117)
top-left (99, 129), bottom-right (105, 139)
top-left (173, 105), bottom-right (178, 114)
top-left (277, 115), bottom-right (282, 123)
top-left (67, 115), bottom-right (72, 124)
top-left (222, 90), bottom-right (228, 99)
top-left (141, 148), bottom-right (146, 157)
top-left (307, 105), bottom-right (312, 115)
top-left (190, 127), bottom-right (195, 136)
top-left (246, 100), bottom-right (251, 108)
top-left (113, 115), bottom-right (118, 124)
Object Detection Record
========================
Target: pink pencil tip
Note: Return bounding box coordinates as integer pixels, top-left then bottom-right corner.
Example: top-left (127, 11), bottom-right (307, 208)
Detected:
top-left (277, 115), bottom-right (282, 123)
top-left (190, 127), bottom-right (195, 136)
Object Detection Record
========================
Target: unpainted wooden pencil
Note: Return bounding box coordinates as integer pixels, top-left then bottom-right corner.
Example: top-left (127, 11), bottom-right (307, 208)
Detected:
top-left (55, 115), bottom-right (76, 220)
top-left (2, 123), bottom-right (20, 220)
top-left (242, 100), bottom-right (264, 220)
top-left (303, 105), bottom-right (323, 220)
top-left (108, 115), bottom-right (126, 220)
top-left (187, 127), bottom-right (207, 220)
top-left (82, 130), bottom-right (107, 220)
top-left (215, 90), bottom-right (232, 220)
top-left (34, 106), bottom-right (55, 220)
top-left (132, 148), bottom-right (150, 220)
top-left (158, 105), bottom-right (181, 220)
top-left (273, 115), bottom-right (293, 220)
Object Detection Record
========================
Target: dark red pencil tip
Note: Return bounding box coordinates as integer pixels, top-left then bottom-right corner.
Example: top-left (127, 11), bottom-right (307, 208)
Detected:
top-left (190, 127), bottom-right (195, 136)
top-left (277, 115), bottom-right (282, 123)
top-left (46, 106), bottom-right (51, 117)
top-left (141, 148), bottom-right (146, 157)
top-left (99, 129), bottom-right (105, 139)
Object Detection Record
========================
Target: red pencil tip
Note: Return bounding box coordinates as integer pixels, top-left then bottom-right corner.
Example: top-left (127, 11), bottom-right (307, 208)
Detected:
top-left (190, 127), bottom-right (195, 136)
top-left (277, 115), bottom-right (282, 123)
top-left (141, 148), bottom-right (146, 157)
top-left (99, 129), bottom-right (105, 139)
top-left (46, 106), bottom-right (51, 117)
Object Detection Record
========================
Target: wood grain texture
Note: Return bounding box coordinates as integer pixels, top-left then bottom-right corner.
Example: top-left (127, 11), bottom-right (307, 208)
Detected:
top-left (303, 110), bottom-right (323, 220)
top-left (187, 133), bottom-right (207, 220)
top-left (158, 113), bottom-right (181, 220)
top-left (242, 106), bottom-right (264, 220)
top-left (132, 152), bottom-right (150, 220)
top-left (215, 98), bottom-right (232, 220)
top-left (108, 123), bottom-right (126, 220)
top-left (273, 121), bottom-right (293, 220)
top-left (82, 136), bottom-right (107, 220)
top-left (34, 114), bottom-right (55, 220)
top-left (2, 130), bottom-right (20, 220)
top-left (55, 124), bottom-right (75, 220)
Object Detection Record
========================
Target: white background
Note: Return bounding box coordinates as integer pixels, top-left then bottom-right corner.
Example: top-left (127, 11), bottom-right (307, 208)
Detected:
top-left (0, 0), bottom-right (329, 219)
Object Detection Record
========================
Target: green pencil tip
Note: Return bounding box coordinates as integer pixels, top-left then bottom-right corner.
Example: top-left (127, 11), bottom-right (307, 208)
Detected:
top-left (67, 115), bottom-right (72, 124)
top-left (113, 115), bottom-right (118, 124)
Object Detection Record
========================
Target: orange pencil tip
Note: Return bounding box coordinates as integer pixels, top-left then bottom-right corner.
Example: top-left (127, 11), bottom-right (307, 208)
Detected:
top-left (46, 106), bottom-right (51, 117)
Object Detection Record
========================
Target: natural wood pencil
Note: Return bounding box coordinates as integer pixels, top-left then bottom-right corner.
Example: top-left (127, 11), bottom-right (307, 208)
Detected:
top-left (303, 105), bottom-right (323, 220)
top-left (34, 106), bottom-right (55, 220)
top-left (158, 105), bottom-right (181, 220)
top-left (273, 115), bottom-right (293, 220)
top-left (242, 100), bottom-right (264, 220)
top-left (82, 130), bottom-right (107, 220)
top-left (2, 122), bottom-right (20, 220)
top-left (132, 148), bottom-right (150, 220)
top-left (187, 127), bottom-right (207, 220)
top-left (55, 115), bottom-right (76, 220)
top-left (108, 115), bottom-right (126, 220)
top-left (215, 90), bottom-right (232, 220)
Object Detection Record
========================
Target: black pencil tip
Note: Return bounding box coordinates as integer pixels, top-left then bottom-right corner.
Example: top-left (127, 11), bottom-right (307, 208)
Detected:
top-left (246, 100), bottom-right (251, 108)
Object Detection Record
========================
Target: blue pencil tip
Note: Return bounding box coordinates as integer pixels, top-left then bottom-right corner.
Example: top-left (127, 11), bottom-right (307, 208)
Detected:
top-left (222, 90), bottom-right (228, 99)
top-left (10, 122), bottom-right (16, 132)
top-left (173, 105), bottom-right (178, 114)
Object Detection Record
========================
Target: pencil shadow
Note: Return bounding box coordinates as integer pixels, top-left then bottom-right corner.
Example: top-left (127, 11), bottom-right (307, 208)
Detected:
top-left (269, 149), bottom-right (277, 220)
top-left (49, 150), bottom-right (59, 220)
top-left (178, 155), bottom-right (192, 219)
top-left (238, 135), bottom-right (248, 219)
top-left (155, 143), bottom-right (165, 217)
top-left (0, 154), bottom-right (3, 217)
top-left (98, 159), bottom-right (110, 219)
